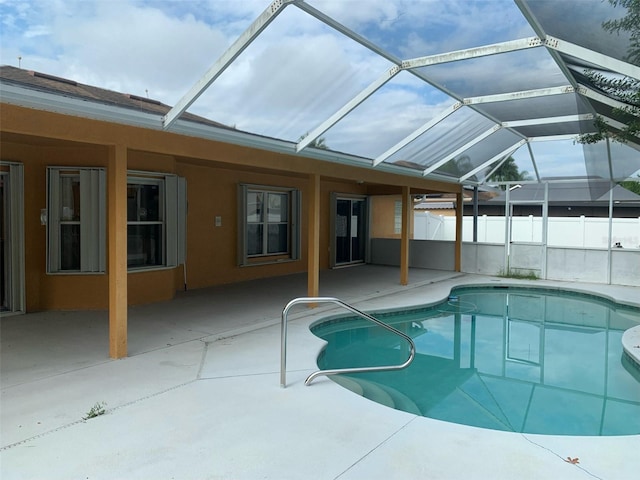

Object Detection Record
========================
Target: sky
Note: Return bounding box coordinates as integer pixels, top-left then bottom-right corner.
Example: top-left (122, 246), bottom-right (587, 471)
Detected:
top-left (1, 0), bottom-right (637, 180)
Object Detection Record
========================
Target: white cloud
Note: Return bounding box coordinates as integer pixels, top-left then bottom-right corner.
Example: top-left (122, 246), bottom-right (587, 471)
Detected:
top-left (0, 0), bottom-right (242, 102)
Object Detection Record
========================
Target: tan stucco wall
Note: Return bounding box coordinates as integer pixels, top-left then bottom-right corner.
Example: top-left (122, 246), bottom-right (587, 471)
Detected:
top-left (370, 195), bottom-right (415, 239)
top-left (1, 137), bottom-right (370, 311)
top-left (1, 103), bottom-right (460, 311)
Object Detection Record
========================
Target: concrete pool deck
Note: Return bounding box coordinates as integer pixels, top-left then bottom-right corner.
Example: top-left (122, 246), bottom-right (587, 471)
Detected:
top-left (1, 266), bottom-right (639, 479)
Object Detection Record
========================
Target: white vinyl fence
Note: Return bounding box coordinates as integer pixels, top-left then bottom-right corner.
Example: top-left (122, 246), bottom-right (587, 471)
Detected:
top-left (414, 212), bottom-right (640, 249)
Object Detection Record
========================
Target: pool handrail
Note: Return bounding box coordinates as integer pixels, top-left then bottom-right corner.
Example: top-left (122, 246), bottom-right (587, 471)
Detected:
top-left (280, 297), bottom-right (416, 388)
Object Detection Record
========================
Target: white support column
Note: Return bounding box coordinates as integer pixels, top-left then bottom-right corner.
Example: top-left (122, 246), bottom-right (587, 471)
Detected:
top-left (606, 138), bottom-right (614, 285)
top-left (504, 187), bottom-right (511, 274)
top-left (527, 141), bottom-right (541, 182)
top-left (400, 186), bottom-right (410, 285)
top-left (542, 183), bottom-right (548, 280)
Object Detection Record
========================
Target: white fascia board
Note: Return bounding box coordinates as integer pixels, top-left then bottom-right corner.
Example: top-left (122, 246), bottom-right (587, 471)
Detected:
top-left (545, 36), bottom-right (640, 80)
top-left (372, 102), bottom-right (462, 167)
top-left (0, 83), bottom-right (164, 130)
top-left (163, 0), bottom-right (295, 130)
top-left (464, 85), bottom-right (574, 105)
top-left (1, 83), bottom-right (456, 184)
top-left (422, 124), bottom-right (502, 176)
top-left (297, 65), bottom-right (401, 152)
top-left (402, 37), bottom-right (542, 69)
top-left (460, 140), bottom-right (527, 182)
top-left (503, 113), bottom-right (593, 128)
top-left (168, 119), bottom-right (439, 180)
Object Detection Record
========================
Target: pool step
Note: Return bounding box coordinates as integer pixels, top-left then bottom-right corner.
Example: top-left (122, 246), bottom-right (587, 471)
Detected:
top-left (332, 375), bottom-right (421, 415)
top-left (360, 379), bottom-right (396, 409)
top-left (331, 375), bottom-right (365, 396)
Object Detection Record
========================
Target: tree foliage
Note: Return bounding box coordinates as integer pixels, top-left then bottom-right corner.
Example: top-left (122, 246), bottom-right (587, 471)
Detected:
top-left (298, 132), bottom-right (329, 150)
top-left (578, 0), bottom-right (640, 144)
top-left (604, 0), bottom-right (640, 65)
top-left (438, 155), bottom-right (475, 180)
top-left (489, 157), bottom-right (532, 187)
top-left (620, 175), bottom-right (640, 194)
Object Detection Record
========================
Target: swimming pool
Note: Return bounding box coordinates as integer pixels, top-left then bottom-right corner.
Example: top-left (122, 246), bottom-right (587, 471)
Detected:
top-left (312, 286), bottom-right (640, 436)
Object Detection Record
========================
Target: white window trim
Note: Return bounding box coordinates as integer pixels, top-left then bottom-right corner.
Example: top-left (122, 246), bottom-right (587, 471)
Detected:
top-left (237, 184), bottom-right (300, 266)
top-left (394, 200), bottom-right (402, 234)
top-left (46, 167), bottom-right (106, 274)
top-left (126, 171), bottom-right (186, 272)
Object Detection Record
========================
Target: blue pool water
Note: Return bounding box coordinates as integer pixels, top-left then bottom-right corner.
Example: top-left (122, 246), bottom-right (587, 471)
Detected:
top-left (312, 286), bottom-right (640, 436)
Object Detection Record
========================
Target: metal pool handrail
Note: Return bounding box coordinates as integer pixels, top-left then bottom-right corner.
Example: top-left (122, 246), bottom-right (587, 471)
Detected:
top-left (280, 297), bottom-right (416, 388)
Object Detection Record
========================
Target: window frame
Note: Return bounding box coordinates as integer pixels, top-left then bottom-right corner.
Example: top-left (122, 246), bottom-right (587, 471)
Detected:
top-left (238, 184), bottom-right (300, 266)
top-left (126, 171), bottom-right (186, 272)
top-left (46, 166), bottom-right (106, 274)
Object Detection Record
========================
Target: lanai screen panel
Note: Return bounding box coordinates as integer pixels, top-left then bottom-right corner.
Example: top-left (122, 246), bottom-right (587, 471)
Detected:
top-left (479, 92), bottom-right (590, 122)
top-left (185, 5), bottom-right (392, 143)
top-left (588, 141), bottom-right (640, 181)
top-left (385, 107), bottom-right (496, 169)
top-left (609, 142), bottom-right (640, 181)
top-left (523, 0), bottom-right (633, 61)
top-left (514, 120), bottom-right (598, 138)
top-left (306, 0), bottom-right (536, 58)
top-left (509, 146), bottom-right (539, 182)
top-left (527, 140), bottom-right (590, 179)
top-left (319, 70), bottom-right (454, 159)
top-left (414, 47), bottom-right (568, 98)
top-left (433, 128), bottom-right (525, 183)
top-left (168, 0), bottom-right (638, 183)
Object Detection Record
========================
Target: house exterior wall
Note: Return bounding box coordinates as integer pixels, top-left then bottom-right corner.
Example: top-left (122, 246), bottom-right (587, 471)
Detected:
top-left (369, 195), bottom-right (415, 239)
top-left (3, 103), bottom-right (454, 312)
top-left (176, 162), bottom-right (367, 291)
top-left (4, 137), bottom-right (370, 310)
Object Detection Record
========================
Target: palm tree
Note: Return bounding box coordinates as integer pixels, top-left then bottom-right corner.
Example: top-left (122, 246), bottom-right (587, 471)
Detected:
top-left (298, 132), bottom-right (329, 150)
top-left (437, 155), bottom-right (477, 181)
top-left (489, 157), bottom-right (532, 187)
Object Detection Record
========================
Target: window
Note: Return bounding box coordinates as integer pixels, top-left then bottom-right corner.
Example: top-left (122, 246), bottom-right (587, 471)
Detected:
top-left (238, 184), bottom-right (300, 265)
top-left (394, 200), bottom-right (402, 234)
top-left (47, 167), bottom-right (106, 273)
top-left (127, 173), bottom-right (186, 270)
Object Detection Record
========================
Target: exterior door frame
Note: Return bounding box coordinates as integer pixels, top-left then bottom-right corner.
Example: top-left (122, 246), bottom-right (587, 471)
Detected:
top-left (0, 161), bottom-right (25, 314)
top-left (504, 183), bottom-right (548, 279)
top-left (330, 193), bottom-right (369, 268)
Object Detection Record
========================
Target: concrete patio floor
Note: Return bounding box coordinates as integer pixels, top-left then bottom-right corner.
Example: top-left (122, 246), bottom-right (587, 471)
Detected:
top-left (1, 265), bottom-right (639, 479)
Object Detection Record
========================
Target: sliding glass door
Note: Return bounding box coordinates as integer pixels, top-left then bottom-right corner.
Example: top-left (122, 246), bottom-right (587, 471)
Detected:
top-left (332, 194), bottom-right (368, 267)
